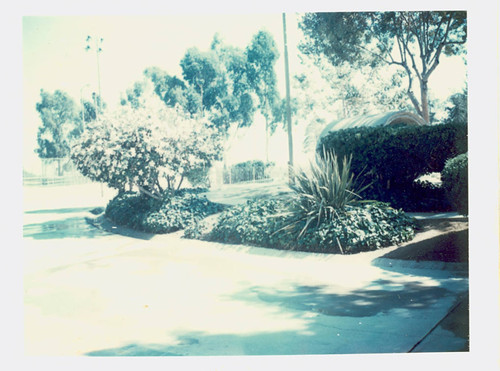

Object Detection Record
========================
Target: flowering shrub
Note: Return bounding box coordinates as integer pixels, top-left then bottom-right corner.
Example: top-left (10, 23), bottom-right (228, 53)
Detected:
top-left (71, 93), bottom-right (222, 196)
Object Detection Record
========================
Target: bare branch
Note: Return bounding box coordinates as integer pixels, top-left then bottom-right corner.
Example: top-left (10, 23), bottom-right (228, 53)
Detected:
top-left (136, 184), bottom-right (162, 200)
top-left (430, 14), bottom-right (446, 52)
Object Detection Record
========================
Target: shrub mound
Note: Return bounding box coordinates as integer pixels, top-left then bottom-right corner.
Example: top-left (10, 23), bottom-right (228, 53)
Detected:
top-left (105, 188), bottom-right (224, 234)
top-left (208, 198), bottom-right (415, 254)
top-left (441, 153), bottom-right (468, 215)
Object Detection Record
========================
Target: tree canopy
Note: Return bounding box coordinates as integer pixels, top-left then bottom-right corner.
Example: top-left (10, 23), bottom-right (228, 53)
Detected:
top-left (35, 89), bottom-right (82, 159)
top-left (246, 30), bottom-right (281, 131)
top-left (300, 11), bottom-right (467, 123)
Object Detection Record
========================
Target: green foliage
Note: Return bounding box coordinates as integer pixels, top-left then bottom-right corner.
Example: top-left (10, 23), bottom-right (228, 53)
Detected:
top-left (105, 191), bottom-right (160, 231)
top-left (246, 30), bottom-right (282, 131)
top-left (285, 151), bottom-right (368, 236)
top-left (441, 153), bottom-right (468, 215)
top-left (185, 165), bottom-right (211, 188)
top-left (180, 47), bottom-right (220, 110)
top-left (208, 199), bottom-right (289, 246)
top-left (208, 198), bottom-right (415, 254)
top-left (444, 89), bottom-right (468, 125)
top-left (35, 89), bottom-right (82, 159)
top-left (105, 189), bottom-right (224, 234)
top-left (317, 122), bottom-right (467, 210)
top-left (294, 203), bottom-right (415, 254)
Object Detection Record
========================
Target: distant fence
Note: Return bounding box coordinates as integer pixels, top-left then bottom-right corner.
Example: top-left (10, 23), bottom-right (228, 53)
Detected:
top-left (23, 157), bottom-right (93, 187)
top-left (209, 161), bottom-right (288, 188)
top-left (23, 173), bottom-right (91, 187)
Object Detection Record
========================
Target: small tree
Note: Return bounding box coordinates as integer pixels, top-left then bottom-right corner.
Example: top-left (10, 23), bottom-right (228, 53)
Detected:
top-left (443, 88), bottom-right (468, 124)
top-left (71, 93), bottom-right (222, 197)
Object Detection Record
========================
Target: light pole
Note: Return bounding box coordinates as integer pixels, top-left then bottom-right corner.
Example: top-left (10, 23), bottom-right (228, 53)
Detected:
top-left (85, 35), bottom-right (103, 114)
top-left (282, 13), bottom-right (294, 184)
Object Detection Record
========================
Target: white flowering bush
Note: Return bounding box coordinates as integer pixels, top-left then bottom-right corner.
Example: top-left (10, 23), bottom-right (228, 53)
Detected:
top-left (71, 93), bottom-right (222, 197)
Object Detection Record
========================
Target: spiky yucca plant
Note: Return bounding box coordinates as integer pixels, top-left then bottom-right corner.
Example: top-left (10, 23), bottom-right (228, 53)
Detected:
top-left (283, 149), bottom-right (368, 238)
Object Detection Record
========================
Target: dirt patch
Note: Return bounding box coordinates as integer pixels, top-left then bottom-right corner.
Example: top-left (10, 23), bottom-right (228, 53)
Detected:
top-left (381, 219), bottom-right (469, 264)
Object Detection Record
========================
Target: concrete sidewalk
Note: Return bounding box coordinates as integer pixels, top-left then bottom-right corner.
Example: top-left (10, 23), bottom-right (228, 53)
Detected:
top-left (23, 207), bottom-right (468, 356)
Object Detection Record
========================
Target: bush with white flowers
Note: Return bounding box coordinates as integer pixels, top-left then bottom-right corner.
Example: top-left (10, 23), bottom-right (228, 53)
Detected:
top-left (71, 94), bottom-right (222, 197)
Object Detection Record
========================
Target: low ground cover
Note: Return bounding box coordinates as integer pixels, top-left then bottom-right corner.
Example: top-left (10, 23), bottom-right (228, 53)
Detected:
top-left (105, 188), bottom-right (224, 234)
top-left (204, 198), bottom-right (415, 254)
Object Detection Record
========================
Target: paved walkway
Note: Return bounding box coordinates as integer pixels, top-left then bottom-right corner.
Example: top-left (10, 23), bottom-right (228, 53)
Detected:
top-left (23, 203), bottom-right (469, 356)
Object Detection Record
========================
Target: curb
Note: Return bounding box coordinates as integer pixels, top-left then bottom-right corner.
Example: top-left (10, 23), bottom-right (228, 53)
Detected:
top-left (372, 256), bottom-right (468, 274)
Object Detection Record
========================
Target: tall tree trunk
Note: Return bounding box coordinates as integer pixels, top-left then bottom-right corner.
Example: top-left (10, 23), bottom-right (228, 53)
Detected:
top-left (419, 79), bottom-right (430, 124)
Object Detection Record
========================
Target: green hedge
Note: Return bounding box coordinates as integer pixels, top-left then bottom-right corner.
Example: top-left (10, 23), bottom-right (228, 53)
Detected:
top-left (105, 188), bottom-right (224, 234)
top-left (317, 121), bottom-right (467, 210)
top-left (208, 198), bottom-right (415, 254)
top-left (441, 153), bottom-right (468, 215)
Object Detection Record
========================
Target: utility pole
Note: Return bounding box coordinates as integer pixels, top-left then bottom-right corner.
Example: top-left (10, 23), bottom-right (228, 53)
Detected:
top-left (85, 35), bottom-right (103, 114)
top-left (282, 13), bottom-right (294, 184)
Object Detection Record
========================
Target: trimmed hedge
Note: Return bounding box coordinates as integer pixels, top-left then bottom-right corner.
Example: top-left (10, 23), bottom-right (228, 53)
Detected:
top-left (208, 198), bottom-right (415, 254)
top-left (317, 121), bottom-right (467, 210)
top-left (441, 153), bottom-right (468, 215)
top-left (105, 188), bottom-right (224, 234)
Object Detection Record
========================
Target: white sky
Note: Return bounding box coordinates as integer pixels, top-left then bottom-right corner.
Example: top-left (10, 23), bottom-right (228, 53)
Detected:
top-left (22, 13), bottom-right (467, 170)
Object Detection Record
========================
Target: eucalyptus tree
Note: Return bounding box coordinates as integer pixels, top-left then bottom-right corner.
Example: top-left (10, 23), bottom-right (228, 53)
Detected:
top-left (143, 67), bottom-right (201, 116)
top-left (300, 11), bottom-right (467, 123)
top-left (246, 30), bottom-right (281, 162)
top-left (180, 47), bottom-right (220, 116)
top-left (35, 89), bottom-right (83, 160)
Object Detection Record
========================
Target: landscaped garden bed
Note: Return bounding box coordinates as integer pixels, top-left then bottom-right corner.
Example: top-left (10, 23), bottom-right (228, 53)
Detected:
top-left (105, 188), bottom-right (224, 234)
top-left (204, 198), bottom-right (415, 254)
top-left (190, 151), bottom-right (416, 254)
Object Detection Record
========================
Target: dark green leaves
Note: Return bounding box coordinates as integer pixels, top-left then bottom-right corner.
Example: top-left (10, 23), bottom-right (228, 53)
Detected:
top-left (105, 189), bottom-right (224, 234)
top-left (208, 198), bottom-right (415, 254)
top-left (317, 121), bottom-right (468, 210)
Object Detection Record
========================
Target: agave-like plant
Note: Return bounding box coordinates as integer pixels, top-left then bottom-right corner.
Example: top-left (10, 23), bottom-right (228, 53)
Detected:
top-left (281, 148), bottom-right (369, 239)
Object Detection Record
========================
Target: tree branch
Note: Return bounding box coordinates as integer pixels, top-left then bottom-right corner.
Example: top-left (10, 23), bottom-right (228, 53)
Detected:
top-left (137, 184), bottom-right (162, 200)
top-left (402, 64), bottom-right (423, 117)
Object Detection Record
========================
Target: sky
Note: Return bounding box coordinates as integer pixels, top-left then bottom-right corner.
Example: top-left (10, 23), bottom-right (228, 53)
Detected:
top-left (22, 12), bottom-right (468, 171)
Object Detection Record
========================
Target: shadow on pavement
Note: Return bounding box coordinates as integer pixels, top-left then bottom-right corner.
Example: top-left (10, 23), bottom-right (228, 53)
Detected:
top-left (86, 280), bottom-right (467, 356)
top-left (230, 281), bottom-right (451, 318)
